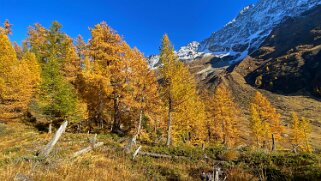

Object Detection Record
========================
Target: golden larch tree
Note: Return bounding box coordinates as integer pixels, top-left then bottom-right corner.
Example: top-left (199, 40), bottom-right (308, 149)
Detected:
top-left (250, 91), bottom-right (283, 150)
top-left (159, 34), bottom-right (206, 146)
top-left (75, 34), bottom-right (87, 59)
top-left (76, 57), bottom-right (112, 130)
top-left (0, 32), bottom-right (40, 121)
top-left (206, 84), bottom-right (239, 147)
top-left (63, 36), bottom-right (81, 83)
top-left (300, 117), bottom-right (312, 152)
top-left (87, 22), bottom-right (126, 132)
top-left (121, 47), bottom-right (164, 151)
top-left (290, 112), bottom-right (312, 152)
top-left (290, 112), bottom-right (301, 150)
top-left (249, 103), bottom-right (269, 147)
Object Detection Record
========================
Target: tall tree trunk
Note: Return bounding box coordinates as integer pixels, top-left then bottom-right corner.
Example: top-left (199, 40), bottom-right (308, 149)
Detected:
top-left (98, 84), bottom-right (104, 128)
top-left (112, 94), bottom-right (121, 133)
top-left (303, 131), bottom-right (310, 152)
top-left (166, 97), bottom-right (172, 146)
top-left (124, 103), bottom-right (144, 153)
top-left (222, 120), bottom-right (227, 145)
top-left (207, 123), bottom-right (211, 142)
top-left (136, 96), bottom-right (145, 136)
top-left (271, 133), bottom-right (276, 151)
top-left (137, 108), bottom-right (143, 136)
top-left (154, 120), bottom-right (160, 145)
top-left (132, 108), bottom-right (144, 144)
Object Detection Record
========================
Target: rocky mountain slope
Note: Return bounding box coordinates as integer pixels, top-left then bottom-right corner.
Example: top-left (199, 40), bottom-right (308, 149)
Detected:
top-left (148, 0), bottom-right (321, 69)
top-left (215, 5), bottom-right (321, 150)
top-left (196, 0), bottom-right (321, 64)
top-left (234, 4), bottom-right (321, 97)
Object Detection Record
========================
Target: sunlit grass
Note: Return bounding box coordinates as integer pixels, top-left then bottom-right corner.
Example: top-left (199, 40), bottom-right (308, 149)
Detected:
top-left (0, 122), bottom-right (320, 180)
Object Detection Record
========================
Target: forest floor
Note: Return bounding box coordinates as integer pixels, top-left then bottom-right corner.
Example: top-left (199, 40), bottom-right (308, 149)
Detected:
top-left (0, 122), bottom-right (320, 181)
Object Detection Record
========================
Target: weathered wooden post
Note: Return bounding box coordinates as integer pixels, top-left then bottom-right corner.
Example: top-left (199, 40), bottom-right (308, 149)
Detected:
top-left (48, 122), bottom-right (52, 134)
top-left (292, 144), bottom-right (299, 153)
top-left (124, 136), bottom-right (135, 153)
top-left (73, 134), bottom-right (104, 158)
top-left (215, 167), bottom-right (221, 181)
top-left (90, 134), bottom-right (97, 149)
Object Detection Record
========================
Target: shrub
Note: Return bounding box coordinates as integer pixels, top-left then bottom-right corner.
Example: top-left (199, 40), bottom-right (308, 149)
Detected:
top-left (238, 151), bottom-right (321, 180)
top-left (221, 150), bottom-right (240, 162)
top-left (226, 167), bottom-right (258, 181)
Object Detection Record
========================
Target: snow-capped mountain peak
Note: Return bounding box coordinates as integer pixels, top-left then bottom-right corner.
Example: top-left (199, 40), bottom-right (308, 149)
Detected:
top-left (147, 55), bottom-right (160, 69)
top-left (176, 41), bottom-right (202, 61)
top-left (147, 0), bottom-right (321, 69)
top-left (197, 0), bottom-right (321, 64)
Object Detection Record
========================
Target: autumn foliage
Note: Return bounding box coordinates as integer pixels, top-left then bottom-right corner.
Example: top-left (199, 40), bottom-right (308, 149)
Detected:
top-left (249, 91), bottom-right (285, 149)
top-left (159, 34), bottom-right (206, 146)
top-left (0, 20), bottom-right (312, 152)
top-left (0, 28), bottom-right (40, 122)
top-left (290, 112), bottom-right (312, 152)
top-left (206, 84), bottom-right (239, 147)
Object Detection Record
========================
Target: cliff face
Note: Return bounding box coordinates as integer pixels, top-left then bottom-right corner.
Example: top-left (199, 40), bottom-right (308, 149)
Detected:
top-left (234, 5), bottom-right (321, 97)
top-left (195, 0), bottom-right (321, 64)
top-left (148, 0), bottom-right (321, 71)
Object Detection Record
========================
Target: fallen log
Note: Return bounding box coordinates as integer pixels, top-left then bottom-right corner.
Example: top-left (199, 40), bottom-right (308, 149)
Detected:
top-left (14, 173), bottom-right (33, 181)
top-left (73, 142), bottom-right (104, 158)
top-left (117, 137), bottom-right (128, 144)
top-left (137, 151), bottom-right (226, 163)
top-left (137, 151), bottom-right (184, 159)
top-left (38, 121), bottom-right (68, 158)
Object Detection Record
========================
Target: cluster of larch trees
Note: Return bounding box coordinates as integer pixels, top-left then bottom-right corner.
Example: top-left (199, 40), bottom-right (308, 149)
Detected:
top-left (0, 20), bottom-right (41, 122)
top-left (0, 20), bottom-right (311, 151)
top-left (249, 91), bottom-right (312, 152)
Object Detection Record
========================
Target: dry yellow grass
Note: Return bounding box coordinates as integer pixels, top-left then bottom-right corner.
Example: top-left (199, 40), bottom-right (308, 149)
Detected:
top-left (0, 154), bottom-right (144, 181)
top-left (0, 121), bottom-right (320, 180)
top-left (0, 122), bottom-right (211, 180)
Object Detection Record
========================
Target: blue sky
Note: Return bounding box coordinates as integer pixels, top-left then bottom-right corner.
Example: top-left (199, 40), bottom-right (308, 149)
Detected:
top-left (1, 0), bottom-right (257, 56)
